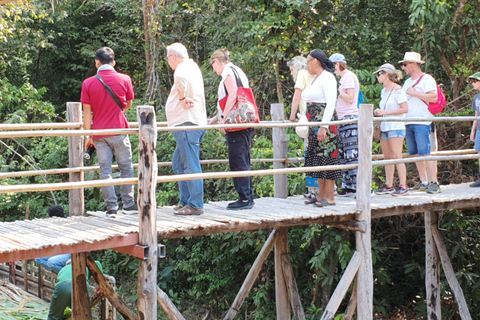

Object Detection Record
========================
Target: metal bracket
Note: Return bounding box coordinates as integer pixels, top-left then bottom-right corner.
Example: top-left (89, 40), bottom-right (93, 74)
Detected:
top-left (158, 244), bottom-right (166, 258)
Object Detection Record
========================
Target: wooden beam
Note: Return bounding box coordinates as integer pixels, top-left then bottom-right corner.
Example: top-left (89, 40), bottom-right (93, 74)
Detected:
top-left (271, 103), bottom-right (288, 198)
top-left (275, 227), bottom-right (291, 319)
top-left (224, 229), bottom-right (278, 319)
top-left (425, 211), bottom-right (441, 319)
top-left (432, 227), bottom-right (472, 320)
top-left (281, 254), bottom-right (305, 320)
top-left (320, 251), bottom-right (361, 320)
top-left (157, 286), bottom-right (186, 320)
top-left (86, 254), bottom-right (136, 320)
top-left (71, 252), bottom-right (92, 320)
top-left (343, 279), bottom-right (357, 320)
top-left (67, 102), bottom-right (84, 217)
top-left (355, 104), bottom-right (374, 319)
top-left (137, 105), bottom-right (158, 319)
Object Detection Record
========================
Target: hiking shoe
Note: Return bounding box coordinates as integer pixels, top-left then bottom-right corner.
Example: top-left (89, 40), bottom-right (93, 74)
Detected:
top-left (227, 199), bottom-right (255, 210)
top-left (106, 209), bottom-right (117, 215)
top-left (375, 185), bottom-right (395, 195)
top-left (174, 205), bottom-right (204, 215)
top-left (123, 203), bottom-right (138, 215)
top-left (470, 179), bottom-right (480, 188)
top-left (410, 182), bottom-right (428, 192)
top-left (426, 181), bottom-right (442, 194)
top-left (337, 188), bottom-right (356, 197)
top-left (392, 187), bottom-right (409, 197)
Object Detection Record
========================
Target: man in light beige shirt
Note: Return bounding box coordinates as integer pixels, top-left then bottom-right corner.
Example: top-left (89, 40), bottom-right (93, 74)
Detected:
top-left (165, 42), bottom-right (207, 215)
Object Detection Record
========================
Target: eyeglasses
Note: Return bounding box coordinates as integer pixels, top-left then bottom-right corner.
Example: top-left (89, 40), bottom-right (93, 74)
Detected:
top-left (166, 55), bottom-right (173, 61)
top-left (376, 71), bottom-right (385, 76)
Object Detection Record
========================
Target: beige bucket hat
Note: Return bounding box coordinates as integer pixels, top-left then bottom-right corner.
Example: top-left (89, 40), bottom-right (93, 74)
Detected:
top-left (399, 52), bottom-right (425, 64)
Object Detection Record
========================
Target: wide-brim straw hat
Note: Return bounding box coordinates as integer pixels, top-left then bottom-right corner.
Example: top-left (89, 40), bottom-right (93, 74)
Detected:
top-left (399, 52), bottom-right (425, 64)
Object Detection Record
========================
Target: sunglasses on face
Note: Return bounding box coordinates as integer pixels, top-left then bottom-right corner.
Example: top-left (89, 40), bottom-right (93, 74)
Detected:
top-left (376, 71), bottom-right (385, 76)
top-left (402, 63), bottom-right (410, 67)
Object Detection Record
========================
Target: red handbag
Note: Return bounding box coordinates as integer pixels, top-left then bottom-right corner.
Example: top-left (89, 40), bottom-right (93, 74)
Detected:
top-left (219, 67), bottom-right (260, 132)
top-left (412, 73), bottom-right (446, 115)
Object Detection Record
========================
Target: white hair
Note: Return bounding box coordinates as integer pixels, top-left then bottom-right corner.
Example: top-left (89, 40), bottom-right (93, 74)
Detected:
top-left (166, 42), bottom-right (189, 59)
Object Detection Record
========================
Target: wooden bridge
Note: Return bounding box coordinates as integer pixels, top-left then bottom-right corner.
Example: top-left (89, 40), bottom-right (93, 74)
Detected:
top-left (1, 103), bottom-right (479, 319)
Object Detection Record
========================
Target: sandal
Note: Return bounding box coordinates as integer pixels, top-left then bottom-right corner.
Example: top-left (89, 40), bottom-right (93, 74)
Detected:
top-left (314, 199), bottom-right (336, 207)
top-left (304, 197), bottom-right (318, 205)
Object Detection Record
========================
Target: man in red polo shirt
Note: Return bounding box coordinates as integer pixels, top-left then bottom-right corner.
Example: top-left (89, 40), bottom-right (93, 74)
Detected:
top-left (81, 47), bottom-right (137, 215)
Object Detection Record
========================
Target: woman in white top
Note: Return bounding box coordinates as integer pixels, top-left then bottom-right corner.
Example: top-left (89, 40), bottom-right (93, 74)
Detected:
top-left (302, 49), bottom-right (341, 207)
top-left (373, 63), bottom-right (409, 196)
top-left (286, 56), bottom-right (317, 199)
top-left (208, 49), bottom-right (255, 210)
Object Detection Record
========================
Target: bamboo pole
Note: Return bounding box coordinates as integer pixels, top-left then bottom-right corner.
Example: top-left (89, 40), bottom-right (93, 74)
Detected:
top-left (432, 227), bottom-right (472, 320)
top-left (320, 251), bottom-right (361, 320)
top-left (86, 254), bottom-right (136, 320)
top-left (157, 286), bottom-right (185, 320)
top-left (355, 104), bottom-right (374, 319)
top-left (71, 252), bottom-right (92, 320)
top-left (425, 211), bottom-right (441, 319)
top-left (272, 103), bottom-right (288, 198)
top-left (224, 229), bottom-right (277, 319)
top-left (136, 106), bottom-right (158, 319)
top-left (281, 254), bottom-right (305, 320)
top-left (67, 102), bottom-right (84, 217)
top-left (275, 227), bottom-right (291, 319)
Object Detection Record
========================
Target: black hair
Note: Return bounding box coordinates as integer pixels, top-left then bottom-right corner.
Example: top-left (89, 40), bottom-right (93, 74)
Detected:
top-left (309, 49), bottom-right (335, 74)
top-left (95, 47), bottom-right (115, 65)
top-left (47, 205), bottom-right (65, 218)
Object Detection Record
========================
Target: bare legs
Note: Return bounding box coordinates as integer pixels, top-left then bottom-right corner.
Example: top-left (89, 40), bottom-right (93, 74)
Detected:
top-left (317, 178), bottom-right (336, 204)
top-left (380, 137), bottom-right (407, 187)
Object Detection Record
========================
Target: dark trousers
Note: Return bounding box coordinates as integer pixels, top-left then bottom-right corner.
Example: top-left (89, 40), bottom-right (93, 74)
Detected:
top-left (226, 128), bottom-right (254, 201)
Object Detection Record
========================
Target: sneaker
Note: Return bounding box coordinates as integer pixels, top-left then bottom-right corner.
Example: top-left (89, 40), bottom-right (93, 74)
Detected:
top-left (174, 205), bottom-right (204, 215)
top-left (227, 199), bottom-right (255, 210)
top-left (392, 187), bottom-right (409, 197)
top-left (410, 182), bottom-right (428, 192)
top-left (470, 179), bottom-right (480, 188)
top-left (375, 185), bottom-right (395, 195)
top-left (337, 188), bottom-right (356, 197)
top-left (123, 203), bottom-right (138, 215)
top-left (426, 181), bottom-right (442, 194)
top-left (106, 209), bottom-right (117, 215)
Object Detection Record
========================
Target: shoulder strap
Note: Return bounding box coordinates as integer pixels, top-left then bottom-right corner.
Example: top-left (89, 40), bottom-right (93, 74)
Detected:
top-left (95, 74), bottom-right (124, 110)
top-left (223, 66), bottom-right (244, 94)
top-left (412, 73), bottom-right (426, 88)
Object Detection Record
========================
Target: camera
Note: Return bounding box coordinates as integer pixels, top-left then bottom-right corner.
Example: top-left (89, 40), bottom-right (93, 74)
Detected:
top-left (84, 145), bottom-right (95, 160)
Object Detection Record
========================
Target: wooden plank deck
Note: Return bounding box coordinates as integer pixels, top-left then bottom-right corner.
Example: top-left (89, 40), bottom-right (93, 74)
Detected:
top-left (0, 182), bottom-right (479, 264)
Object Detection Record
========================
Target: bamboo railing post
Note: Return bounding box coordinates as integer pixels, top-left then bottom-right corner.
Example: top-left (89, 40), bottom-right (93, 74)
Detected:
top-left (71, 252), bottom-right (92, 320)
top-left (275, 227), bottom-right (291, 319)
top-left (271, 103), bottom-right (288, 198)
top-left (67, 102), bottom-right (84, 216)
top-left (425, 211), bottom-right (441, 319)
top-left (355, 104), bottom-right (374, 318)
top-left (136, 105), bottom-right (158, 319)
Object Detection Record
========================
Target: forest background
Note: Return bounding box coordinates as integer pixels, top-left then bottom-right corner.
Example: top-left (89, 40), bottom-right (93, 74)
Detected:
top-left (1, 0), bottom-right (480, 318)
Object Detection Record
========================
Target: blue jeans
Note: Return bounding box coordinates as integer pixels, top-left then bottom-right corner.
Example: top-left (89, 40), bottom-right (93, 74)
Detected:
top-left (35, 254), bottom-right (71, 273)
top-left (95, 135), bottom-right (135, 211)
top-left (226, 129), bottom-right (254, 201)
top-left (405, 124), bottom-right (431, 156)
top-left (381, 129), bottom-right (406, 140)
top-left (172, 127), bottom-right (206, 209)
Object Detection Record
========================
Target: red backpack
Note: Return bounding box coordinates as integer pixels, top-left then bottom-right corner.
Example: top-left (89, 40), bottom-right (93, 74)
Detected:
top-left (412, 73), bottom-right (446, 115)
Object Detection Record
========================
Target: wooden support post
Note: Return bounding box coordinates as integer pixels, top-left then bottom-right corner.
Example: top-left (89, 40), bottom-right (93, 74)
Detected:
top-left (281, 255), bottom-right (306, 320)
top-left (71, 252), bottom-right (92, 320)
top-left (320, 251), bottom-right (361, 320)
top-left (157, 286), bottom-right (186, 320)
top-left (67, 102), bottom-right (84, 217)
top-left (271, 103), bottom-right (288, 198)
top-left (86, 255), bottom-right (136, 320)
top-left (355, 104), bottom-right (374, 319)
top-left (432, 227), bottom-right (472, 319)
top-left (23, 260), bottom-right (28, 292)
top-left (343, 280), bottom-right (357, 320)
top-left (137, 105), bottom-right (158, 319)
top-left (38, 265), bottom-right (43, 299)
top-left (425, 211), bottom-right (441, 319)
top-left (225, 229), bottom-right (278, 319)
top-left (275, 227), bottom-right (291, 319)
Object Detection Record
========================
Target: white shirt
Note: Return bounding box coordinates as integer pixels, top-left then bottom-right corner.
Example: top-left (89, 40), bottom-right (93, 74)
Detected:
top-left (294, 69), bottom-right (313, 115)
top-left (402, 73), bottom-right (437, 125)
top-left (379, 88), bottom-right (407, 132)
top-left (216, 63), bottom-right (249, 116)
top-left (166, 59), bottom-right (207, 127)
top-left (301, 71), bottom-right (337, 127)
